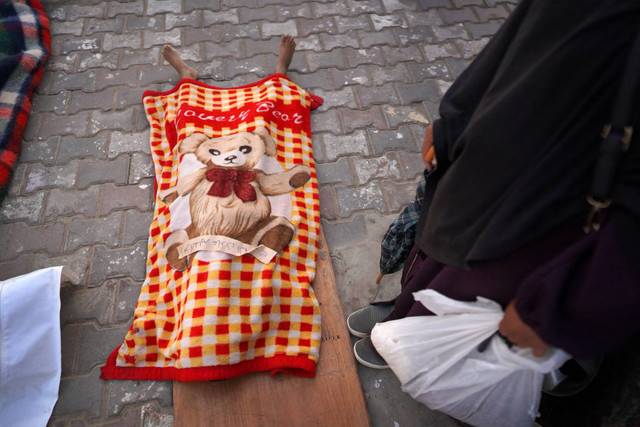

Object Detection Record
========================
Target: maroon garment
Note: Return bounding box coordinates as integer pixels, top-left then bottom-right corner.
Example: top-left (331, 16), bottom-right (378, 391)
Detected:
top-left (385, 217), bottom-right (640, 358)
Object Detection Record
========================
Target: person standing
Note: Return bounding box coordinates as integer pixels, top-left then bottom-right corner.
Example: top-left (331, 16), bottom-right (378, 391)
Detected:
top-left (349, 0), bottom-right (640, 368)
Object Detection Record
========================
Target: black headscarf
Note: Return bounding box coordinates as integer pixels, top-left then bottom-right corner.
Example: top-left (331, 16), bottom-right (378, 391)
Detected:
top-left (418, 0), bottom-right (640, 269)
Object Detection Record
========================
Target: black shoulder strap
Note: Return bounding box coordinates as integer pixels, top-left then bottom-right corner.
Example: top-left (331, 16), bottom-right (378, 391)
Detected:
top-left (586, 29), bottom-right (640, 231)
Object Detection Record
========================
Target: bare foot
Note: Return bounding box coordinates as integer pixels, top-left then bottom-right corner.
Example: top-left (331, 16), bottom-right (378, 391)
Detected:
top-left (275, 34), bottom-right (296, 75)
top-left (162, 45), bottom-right (199, 80)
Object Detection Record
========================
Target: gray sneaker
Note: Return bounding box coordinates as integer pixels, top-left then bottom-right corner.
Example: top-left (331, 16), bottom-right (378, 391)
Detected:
top-left (353, 337), bottom-right (389, 369)
top-left (347, 304), bottom-right (394, 338)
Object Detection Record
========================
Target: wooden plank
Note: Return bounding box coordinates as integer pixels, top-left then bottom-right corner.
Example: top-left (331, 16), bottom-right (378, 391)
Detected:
top-left (173, 229), bottom-right (371, 427)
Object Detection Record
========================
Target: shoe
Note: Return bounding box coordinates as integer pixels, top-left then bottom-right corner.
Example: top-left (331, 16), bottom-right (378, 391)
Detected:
top-left (347, 304), bottom-right (394, 338)
top-left (353, 337), bottom-right (389, 369)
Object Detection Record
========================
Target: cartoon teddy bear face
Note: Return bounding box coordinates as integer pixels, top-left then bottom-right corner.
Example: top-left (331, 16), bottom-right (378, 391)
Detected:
top-left (195, 134), bottom-right (263, 170)
top-left (179, 127), bottom-right (277, 171)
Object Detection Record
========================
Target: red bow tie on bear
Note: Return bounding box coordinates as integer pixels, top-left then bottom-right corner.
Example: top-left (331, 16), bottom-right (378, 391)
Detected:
top-left (205, 169), bottom-right (257, 202)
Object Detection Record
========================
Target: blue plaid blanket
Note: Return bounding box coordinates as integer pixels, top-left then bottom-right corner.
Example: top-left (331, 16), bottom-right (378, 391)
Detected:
top-left (0, 0), bottom-right (50, 203)
top-left (379, 170), bottom-right (428, 275)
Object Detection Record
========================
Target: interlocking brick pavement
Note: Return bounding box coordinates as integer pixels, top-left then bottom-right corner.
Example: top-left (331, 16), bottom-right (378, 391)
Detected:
top-left (0, 0), bottom-right (516, 425)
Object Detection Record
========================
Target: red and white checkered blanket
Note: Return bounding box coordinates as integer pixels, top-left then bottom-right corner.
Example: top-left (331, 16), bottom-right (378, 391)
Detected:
top-left (101, 75), bottom-right (324, 381)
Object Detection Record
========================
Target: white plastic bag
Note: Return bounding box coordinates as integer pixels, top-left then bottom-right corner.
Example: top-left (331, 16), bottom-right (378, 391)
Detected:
top-left (371, 290), bottom-right (571, 427)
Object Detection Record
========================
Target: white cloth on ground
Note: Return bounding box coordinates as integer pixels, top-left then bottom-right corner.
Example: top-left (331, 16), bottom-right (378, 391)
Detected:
top-left (0, 267), bottom-right (67, 427)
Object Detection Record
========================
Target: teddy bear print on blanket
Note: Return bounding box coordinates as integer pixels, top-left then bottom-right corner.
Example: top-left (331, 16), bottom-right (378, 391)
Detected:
top-left (100, 75), bottom-right (324, 382)
top-left (162, 126), bottom-right (310, 270)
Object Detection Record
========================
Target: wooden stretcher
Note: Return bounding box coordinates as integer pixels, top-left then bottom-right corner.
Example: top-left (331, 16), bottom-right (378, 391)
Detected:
top-left (173, 230), bottom-right (371, 426)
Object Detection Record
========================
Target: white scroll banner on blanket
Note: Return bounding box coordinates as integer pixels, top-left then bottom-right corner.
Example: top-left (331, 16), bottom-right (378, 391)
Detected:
top-left (177, 235), bottom-right (277, 264)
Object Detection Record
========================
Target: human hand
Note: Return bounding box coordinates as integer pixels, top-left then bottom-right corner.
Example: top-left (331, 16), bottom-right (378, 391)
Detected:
top-left (498, 300), bottom-right (549, 357)
top-left (422, 124), bottom-right (436, 171)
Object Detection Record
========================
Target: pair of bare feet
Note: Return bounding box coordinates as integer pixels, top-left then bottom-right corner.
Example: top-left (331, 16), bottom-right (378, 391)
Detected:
top-left (161, 34), bottom-right (297, 80)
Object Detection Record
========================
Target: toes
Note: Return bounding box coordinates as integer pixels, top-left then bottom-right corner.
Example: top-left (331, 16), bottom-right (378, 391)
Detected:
top-left (281, 34), bottom-right (295, 45)
top-left (162, 44), bottom-right (177, 58)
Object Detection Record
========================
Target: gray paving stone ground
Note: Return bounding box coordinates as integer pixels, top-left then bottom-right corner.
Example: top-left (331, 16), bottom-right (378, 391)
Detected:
top-left (0, 0), bottom-right (517, 425)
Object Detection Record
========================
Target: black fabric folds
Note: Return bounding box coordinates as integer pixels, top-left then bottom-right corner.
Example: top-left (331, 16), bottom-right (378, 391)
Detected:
top-left (417, 0), bottom-right (640, 269)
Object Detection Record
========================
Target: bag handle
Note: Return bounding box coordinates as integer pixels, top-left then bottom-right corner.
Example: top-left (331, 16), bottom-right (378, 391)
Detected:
top-left (585, 29), bottom-right (640, 232)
